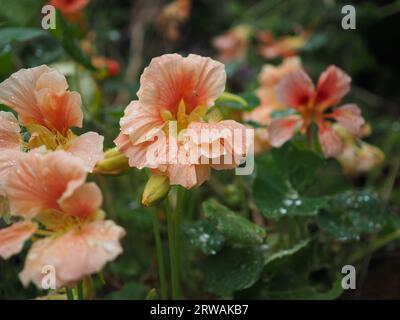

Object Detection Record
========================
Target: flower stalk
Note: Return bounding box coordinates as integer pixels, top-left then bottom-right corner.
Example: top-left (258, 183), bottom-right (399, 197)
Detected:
top-left (164, 199), bottom-right (181, 299)
top-left (152, 209), bottom-right (168, 300)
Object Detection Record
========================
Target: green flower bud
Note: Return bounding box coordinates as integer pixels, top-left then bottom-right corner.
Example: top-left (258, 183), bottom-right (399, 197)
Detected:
top-left (142, 175), bottom-right (170, 207)
top-left (94, 147), bottom-right (130, 175)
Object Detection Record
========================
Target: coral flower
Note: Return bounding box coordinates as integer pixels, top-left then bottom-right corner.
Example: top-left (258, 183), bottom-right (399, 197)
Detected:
top-left (257, 30), bottom-right (309, 59)
top-left (156, 0), bottom-right (191, 42)
top-left (115, 54), bottom-right (250, 189)
top-left (243, 57), bottom-right (302, 154)
top-left (267, 65), bottom-right (365, 158)
top-left (334, 124), bottom-right (384, 176)
top-left (0, 150), bottom-right (125, 289)
top-left (50, 0), bottom-right (89, 15)
top-left (0, 65), bottom-right (104, 170)
top-left (213, 25), bottom-right (252, 63)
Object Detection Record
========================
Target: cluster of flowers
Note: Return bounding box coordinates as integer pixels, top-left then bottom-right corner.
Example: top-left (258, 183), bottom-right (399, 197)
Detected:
top-left (0, 46), bottom-right (383, 294)
top-left (0, 54), bottom-right (252, 292)
top-left (213, 25), bottom-right (309, 63)
top-left (213, 25), bottom-right (383, 174)
top-left (0, 66), bottom-right (125, 290)
top-left (243, 57), bottom-right (384, 173)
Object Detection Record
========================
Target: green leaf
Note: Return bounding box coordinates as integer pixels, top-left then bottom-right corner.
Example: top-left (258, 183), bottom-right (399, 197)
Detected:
top-left (185, 219), bottom-right (225, 255)
top-left (316, 191), bottom-right (388, 240)
top-left (239, 92), bottom-right (260, 109)
top-left (0, 28), bottom-right (46, 49)
top-left (201, 247), bottom-right (264, 296)
top-left (253, 143), bottom-right (326, 219)
top-left (203, 199), bottom-right (266, 245)
top-left (263, 240), bottom-right (343, 299)
top-left (263, 273), bottom-right (343, 300)
top-left (0, 0), bottom-right (43, 27)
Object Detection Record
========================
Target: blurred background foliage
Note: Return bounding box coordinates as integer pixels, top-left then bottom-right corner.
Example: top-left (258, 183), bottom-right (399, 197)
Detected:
top-left (0, 0), bottom-right (399, 299)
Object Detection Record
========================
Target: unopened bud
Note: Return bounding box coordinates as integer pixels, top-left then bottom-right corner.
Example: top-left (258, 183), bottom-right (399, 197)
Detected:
top-left (94, 147), bottom-right (130, 175)
top-left (142, 175), bottom-right (170, 207)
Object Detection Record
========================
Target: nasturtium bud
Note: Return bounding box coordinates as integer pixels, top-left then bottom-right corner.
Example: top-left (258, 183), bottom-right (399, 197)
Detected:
top-left (142, 175), bottom-right (170, 207)
top-left (94, 147), bottom-right (130, 175)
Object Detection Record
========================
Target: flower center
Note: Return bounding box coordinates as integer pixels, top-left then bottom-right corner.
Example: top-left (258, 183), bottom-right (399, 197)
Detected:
top-left (26, 124), bottom-right (76, 151)
top-left (160, 99), bottom-right (208, 134)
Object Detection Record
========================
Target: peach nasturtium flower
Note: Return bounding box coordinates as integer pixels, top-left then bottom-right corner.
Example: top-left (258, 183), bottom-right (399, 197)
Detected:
top-left (50, 0), bottom-right (90, 15)
top-left (0, 151), bottom-right (125, 289)
top-left (0, 65), bottom-right (104, 171)
top-left (156, 0), bottom-right (192, 42)
top-left (267, 65), bottom-right (365, 158)
top-left (334, 124), bottom-right (384, 176)
top-left (115, 54), bottom-right (250, 189)
top-left (243, 57), bottom-right (302, 154)
top-left (257, 30), bottom-right (309, 59)
top-left (213, 25), bottom-right (252, 63)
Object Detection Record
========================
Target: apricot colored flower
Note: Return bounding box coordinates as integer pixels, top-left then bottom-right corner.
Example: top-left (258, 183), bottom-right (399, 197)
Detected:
top-left (267, 65), bottom-right (365, 158)
top-left (50, 0), bottom-right (89, 15)
top-left (213, 25), bottom-right (252, 63)
top-left (92, 57), bottom-right (121, 78)
top-left (0, 150), bottom-right (125, 289)
top-left (0, 65), bottom-right (104, 170)
top-left (242, 57), bottom-right (302, 154)
top-left (156, 0), bottom-right (191, 42)
top-left (257, 30), bottom-right (309, 59)
top-left (115, 54), bottom-right (249, 189)
top-left (334, 124), bottom-right (384, 176)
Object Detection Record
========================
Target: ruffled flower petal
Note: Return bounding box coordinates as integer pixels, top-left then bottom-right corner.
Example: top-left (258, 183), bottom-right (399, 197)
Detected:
top-left (66, 132), bottom-right (104, 171)
top-left (0, 65), bottom-right (50, 126)
top-left (0, 221), bottom-right (37, 259)
top-left (167, 162), bottom-right (211, 189)
top-left (0, 149), bottom-right (26, 196)
top-left (0, 66), bottom-right (83, 134)
top-left (0, 111), bottom-right (21, 151)
top-left (19, 220), bottom-right (125, 289)
top-left (331, 104), bottom-right (364, 136)
top-left (318, 125), bottom-right (343, 158)
top-left (316, 65), bottom-right (351, 109)
top-left (268, 115), bottom-right (304, 147)
top-left (137, 54), bottom-right (226, 115)
top-left (59, 183), bottom-right (102, 218)
top-left (6, 151), bottom-right (86, 218)
top-left (276, 70), bottom-right (315, 108)
top-left (119, 101), bottom-right (164, 145)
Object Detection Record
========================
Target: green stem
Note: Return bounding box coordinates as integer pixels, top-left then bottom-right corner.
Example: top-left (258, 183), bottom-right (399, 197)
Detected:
top-left (349, 230), bottom-right (400, 264)
top-left (152, 209), bottom-right (168, 300)
top-left (307, 125), bottom-right (315, 151)
top-left (175, 187), bottom-right (185, 275)
top-left (83, 276), bottom-right (93, 300)
top-left (165, 199), bottom-right (180, 299)
top-left (77, 281), bottom-right (84, 300)
top-left (66, 287), bottom-right (74, 300)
